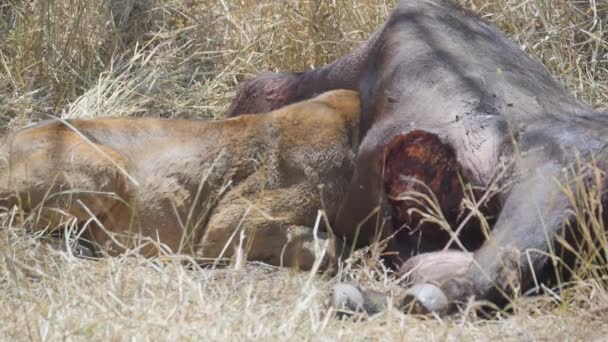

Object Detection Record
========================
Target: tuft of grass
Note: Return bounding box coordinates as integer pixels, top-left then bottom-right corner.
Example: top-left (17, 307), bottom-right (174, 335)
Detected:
top-left (1, 0), bottom-right (608, 339)
top-left (0, 0), bottom-right (395, 122)
top-left (462, 0), bottom-right (608, 108)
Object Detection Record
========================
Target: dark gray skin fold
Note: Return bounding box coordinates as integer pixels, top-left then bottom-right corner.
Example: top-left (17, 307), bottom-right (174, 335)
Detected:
top-left (225, 0), bottom-right (608, 313)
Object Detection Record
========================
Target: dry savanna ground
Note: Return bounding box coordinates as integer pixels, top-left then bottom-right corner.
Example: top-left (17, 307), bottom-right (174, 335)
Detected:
top-left (1, 0), bottom-right (608, 340)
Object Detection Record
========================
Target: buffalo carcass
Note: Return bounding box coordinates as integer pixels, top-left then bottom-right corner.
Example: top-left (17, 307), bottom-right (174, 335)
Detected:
top-left (226, 0), bottom-right (608, 313)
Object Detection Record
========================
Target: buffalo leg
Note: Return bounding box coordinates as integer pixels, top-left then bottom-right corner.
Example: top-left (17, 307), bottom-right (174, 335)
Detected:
top-left (334, 131), bottom-right (398, 258)
top-left (413, 161), bottom-right (572, 311)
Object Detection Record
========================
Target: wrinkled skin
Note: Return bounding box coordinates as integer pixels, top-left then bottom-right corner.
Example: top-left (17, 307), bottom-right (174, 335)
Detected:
top-left (0, 90), bottom-right (361, 271)
top-left (226, 0), bottom-right (608, 313)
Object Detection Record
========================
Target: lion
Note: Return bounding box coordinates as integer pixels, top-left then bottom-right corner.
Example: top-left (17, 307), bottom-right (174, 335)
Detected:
top-left (0, 90), bottom-right (360, 271)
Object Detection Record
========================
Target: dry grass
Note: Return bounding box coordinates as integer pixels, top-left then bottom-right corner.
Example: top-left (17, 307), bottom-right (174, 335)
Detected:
top-left (2, 225), bottom-right (608, 341)
top-left (1, 0), bottom-right (608, 340)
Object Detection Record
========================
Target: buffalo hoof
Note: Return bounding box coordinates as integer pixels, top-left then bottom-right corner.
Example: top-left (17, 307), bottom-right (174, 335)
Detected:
top-left (400, 283), bottom-right (449, 315)
top-left (330, 283), bottom-right (390, 316)
top-left (331, 284), bottom-right (365, 314)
